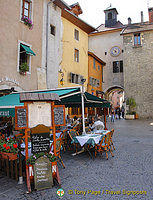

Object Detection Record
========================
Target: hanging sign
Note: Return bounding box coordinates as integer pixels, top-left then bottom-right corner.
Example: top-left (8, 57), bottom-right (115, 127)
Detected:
top-left (15, 106), bottom-right (28, 130)
top-left (34, 156), bottom-right (53, 190)
top-left (53, 105), bottom-right (65, 126)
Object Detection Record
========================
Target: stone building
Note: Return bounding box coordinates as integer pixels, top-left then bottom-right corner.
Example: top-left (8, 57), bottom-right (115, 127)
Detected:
top-left (89, 6), bottom-right (125, 99)
top-left (121, 8), bottom-right (153, 118)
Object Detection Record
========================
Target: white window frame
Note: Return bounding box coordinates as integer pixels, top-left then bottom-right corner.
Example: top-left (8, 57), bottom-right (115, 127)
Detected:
top-left (20, 0), bottom-right (33, 23)
top-left (17, 40), bottom-right (32, 74)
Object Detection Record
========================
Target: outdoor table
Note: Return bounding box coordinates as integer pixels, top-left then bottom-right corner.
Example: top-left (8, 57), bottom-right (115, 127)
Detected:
top-left (71, 130), bottom-right (111, 158)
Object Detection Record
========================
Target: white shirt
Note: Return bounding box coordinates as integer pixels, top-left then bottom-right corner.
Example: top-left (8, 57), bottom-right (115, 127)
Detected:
top-left (91, 120), bottom-right (104, 131)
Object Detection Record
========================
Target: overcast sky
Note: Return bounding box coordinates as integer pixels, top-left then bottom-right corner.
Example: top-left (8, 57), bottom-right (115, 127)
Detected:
top-left (65, 0), bottom-right (153, 28)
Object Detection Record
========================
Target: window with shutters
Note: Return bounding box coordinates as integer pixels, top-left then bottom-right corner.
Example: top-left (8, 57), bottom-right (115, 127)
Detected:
top-left (74, 29), bottom-right (79, 41)
top-left (134, 33), bottom-right (141, 46)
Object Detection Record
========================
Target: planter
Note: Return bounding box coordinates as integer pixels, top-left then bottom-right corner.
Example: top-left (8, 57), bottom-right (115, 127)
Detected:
top-left (19, 71), bottom-right (26, 75)
top-left (125, 115), bottom-right (135, 120)
top-left (1, 152), bottom-right (18, 160)
top-left (135, 113), bottom-right (139, 119)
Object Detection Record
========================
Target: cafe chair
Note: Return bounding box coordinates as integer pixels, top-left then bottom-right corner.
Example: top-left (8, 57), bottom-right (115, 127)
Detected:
top-left (85, 127), bottom-right (91, 134)
top-left (68, 129), bottom-right (79, 153)
top-left (95, 132), bottom-right (114, 159)
top-left (110, 129), bottom-right (115, 150)
top-left (60, 129), bottom-right (68, 152)
top-left (50, 138), bottom-right (65, 169)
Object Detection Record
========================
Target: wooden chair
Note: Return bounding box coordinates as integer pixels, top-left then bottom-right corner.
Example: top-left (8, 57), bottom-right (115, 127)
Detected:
top-left (50, 138), bottom-right (65, 168)
top-left (110, 129), bottom-right (115, 150)
top-left (68, 129), bottom-right (79, 152)
top-left (60, 129), bottom-right (68, 152)
top-left (95, 132), bottom-right (114, 159)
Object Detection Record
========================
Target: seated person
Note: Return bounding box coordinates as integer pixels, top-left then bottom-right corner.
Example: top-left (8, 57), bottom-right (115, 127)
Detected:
top-left (91, 117), bottom-right (104, 132)
top-left (72, 116), bottom-right (80, 128)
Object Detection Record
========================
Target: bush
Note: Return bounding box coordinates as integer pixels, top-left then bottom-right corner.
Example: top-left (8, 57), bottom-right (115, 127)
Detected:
top-left (19, 63), bottom-right (29, 72)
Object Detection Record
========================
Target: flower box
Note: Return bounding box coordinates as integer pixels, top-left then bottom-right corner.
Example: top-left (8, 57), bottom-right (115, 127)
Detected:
top-left (1, 152), bottom-right (18, 161)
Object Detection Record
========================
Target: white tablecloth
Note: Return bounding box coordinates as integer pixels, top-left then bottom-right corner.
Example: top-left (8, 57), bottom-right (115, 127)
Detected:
top-left (75, 134), bottom-right (102, 147)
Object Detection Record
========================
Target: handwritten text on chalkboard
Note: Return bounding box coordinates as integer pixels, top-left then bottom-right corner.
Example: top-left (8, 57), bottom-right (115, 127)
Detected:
top-left (15, 106), bottom-right (28, 130)
top-left (34, 156), bottom-right (53, 190)
top-left (54, 106), bottom-right (64, 125)
top-left (31, 133), bottom-right (50, 153)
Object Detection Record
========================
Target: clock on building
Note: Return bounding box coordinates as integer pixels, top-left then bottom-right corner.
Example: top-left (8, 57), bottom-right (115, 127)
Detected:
top-left (110, 46), bottom-right (121, 57)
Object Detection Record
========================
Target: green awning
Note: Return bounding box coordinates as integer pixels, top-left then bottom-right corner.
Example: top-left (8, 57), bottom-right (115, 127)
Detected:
top-left (0, 87), bottom-right (110, 117)
top-left (21, 44), bottom-right (36, 56)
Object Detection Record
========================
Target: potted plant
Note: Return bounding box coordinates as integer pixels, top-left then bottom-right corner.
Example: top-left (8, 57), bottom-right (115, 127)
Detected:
top-left (125, 97), bottom-right (136, 119)
top-left (19, 63), bottom-right (29, 75)
top-left (21, 16), bottom-right (33, 30)
top-left (0, 137), bottom-right (19, 160)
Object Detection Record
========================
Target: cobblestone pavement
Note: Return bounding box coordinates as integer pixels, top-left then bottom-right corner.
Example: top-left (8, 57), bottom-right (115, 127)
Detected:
top-left (0, 119), bottom-right (153, 200)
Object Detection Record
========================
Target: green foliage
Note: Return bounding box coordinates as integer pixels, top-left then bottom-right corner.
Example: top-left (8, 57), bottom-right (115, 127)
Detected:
top-left (26, 152), bottom-right (57, 165)
top-left (126, 97), bottom-right (136, 114)
top-left (19, 63), bottom-right (29, 72)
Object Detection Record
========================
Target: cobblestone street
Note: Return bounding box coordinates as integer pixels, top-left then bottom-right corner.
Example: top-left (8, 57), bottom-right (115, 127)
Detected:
top-left (0, 119), bottom-right (153, 200)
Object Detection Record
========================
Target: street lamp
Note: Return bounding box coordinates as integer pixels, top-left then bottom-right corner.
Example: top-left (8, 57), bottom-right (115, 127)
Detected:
top-left (80, 78), bottom-right (86, 135)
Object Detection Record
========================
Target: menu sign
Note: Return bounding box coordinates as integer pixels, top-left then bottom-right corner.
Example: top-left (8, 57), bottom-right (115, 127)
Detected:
top-left (34, 156), bottom-right (53, 190)
top-left (15, 106), bottom-right (28, 130)
top-left (54, 105), bottom-right (65, 126)
top-left (31, 133), bottom-right (50, 153)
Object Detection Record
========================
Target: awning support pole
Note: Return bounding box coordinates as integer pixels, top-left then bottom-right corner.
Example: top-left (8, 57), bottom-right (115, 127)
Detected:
top-left (81, 84), bottom-right (85, 134)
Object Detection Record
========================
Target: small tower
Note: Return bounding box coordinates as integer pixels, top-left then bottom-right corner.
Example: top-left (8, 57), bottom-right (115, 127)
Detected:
top-left (104, 4), bottom-right (118, 27)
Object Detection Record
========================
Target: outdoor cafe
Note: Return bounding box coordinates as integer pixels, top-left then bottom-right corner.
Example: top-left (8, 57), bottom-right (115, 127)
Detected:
top-left (0, 86), bottom-right (115, 192)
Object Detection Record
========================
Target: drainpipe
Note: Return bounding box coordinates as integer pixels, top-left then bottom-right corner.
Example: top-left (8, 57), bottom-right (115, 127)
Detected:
top-left (46, 0), bottom-right (55, 88)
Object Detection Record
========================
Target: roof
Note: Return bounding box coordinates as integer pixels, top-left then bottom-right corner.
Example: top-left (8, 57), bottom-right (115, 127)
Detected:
top-left (88, 51), bottom-right (106, 66)
top-left (70, 2), bottom-right (83, 15)
top-left (62, 9), bottom-right (96, 34)
top-left (104, 5), bottom-right (118, 14)
top-left (54, 0), bottom-right (71, 10)
top-left (121, 22), bottom-right (153, 35)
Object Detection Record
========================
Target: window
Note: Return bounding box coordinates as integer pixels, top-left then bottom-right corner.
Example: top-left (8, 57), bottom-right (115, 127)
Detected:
top-left (70, 73), bottom-right (83, 84)
top-left (113, 61), bottom-right (123, 73)
top-left (108, 12), bottom-right (112, 20)
top-left (134, 33), bottom-right (141, 46)
top-left (74, 29), bottom-right (79, 41)
top-left (19, 44), bottom-right (30, 72)
top-left (98, 65), bottom-right (100, 71)
top-left (105, 52), bottom-right (107, 55)
top-left (96, 79), bottom-right (100, 87)
top-left (50, 25), bottom-right (55, 36)
top-left (22, 0), bottom-right (31, 19)
top-left (93, 58), bottom-right (96, 69)
top-left (74, 49), bottom-right (79, 62)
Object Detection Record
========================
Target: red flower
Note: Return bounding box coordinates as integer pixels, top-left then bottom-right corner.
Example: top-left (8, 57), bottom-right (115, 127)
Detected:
top-left (3, 144), bottom-right (7, 148)
top-left (6, 146), bottom-right (10, 150)
top-left (7, 138), bottom-right (9, 141)
top-left (13, 144), bottom-right (18, 148)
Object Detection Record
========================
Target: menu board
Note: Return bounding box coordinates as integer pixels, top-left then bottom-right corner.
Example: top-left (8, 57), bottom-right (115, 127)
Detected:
top-left (15, 106), bottom-right (28, 130)
top-left (31, 133), bottom-right (50, 153)
top-left (53, 105), bottom-right (65, 126)
top-left (34, 156), bottom-right (53, 190)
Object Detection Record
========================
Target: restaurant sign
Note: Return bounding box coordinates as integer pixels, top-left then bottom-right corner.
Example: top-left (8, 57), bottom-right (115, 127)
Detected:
top-left (0, 108), bottom-right (15, 117)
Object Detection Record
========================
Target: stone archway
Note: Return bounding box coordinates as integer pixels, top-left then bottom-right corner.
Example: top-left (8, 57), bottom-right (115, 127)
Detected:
top-left (104, 85), bottom-right (124, 109)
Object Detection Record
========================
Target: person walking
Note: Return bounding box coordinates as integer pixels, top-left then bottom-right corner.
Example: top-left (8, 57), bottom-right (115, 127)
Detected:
top-left (121, 105), bottom-right (125, 119)
top-left (118, 107), bottom-right (121, 119)
top-left (111, 108), bottom-right (115, 122)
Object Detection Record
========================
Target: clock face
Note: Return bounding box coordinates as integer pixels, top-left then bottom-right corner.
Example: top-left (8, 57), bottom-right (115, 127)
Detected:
top-left (110, 46), bottom-right (121, 57)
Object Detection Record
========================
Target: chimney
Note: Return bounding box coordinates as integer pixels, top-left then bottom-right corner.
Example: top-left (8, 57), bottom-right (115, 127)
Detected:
top-left (128, 17), bottom-right (132, 25)
top-left (148, 7), bottom-right (153, 23)
top-left (141, 11), bottom-right (143, 23)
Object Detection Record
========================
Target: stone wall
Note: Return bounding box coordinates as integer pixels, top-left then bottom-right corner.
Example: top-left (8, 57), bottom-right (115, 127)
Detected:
top-left (123, 31), bottom-right (153, 118)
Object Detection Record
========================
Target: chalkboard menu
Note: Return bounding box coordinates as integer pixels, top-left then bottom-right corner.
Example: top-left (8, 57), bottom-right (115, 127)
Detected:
top-left (15, 106), bottom-right (28, 130)
top-left (34, 156), bottom-right (53, 190)
top-left (31, 133), bottom-right (50, 153)
top-left (53, 105), bottom-right (65, 126)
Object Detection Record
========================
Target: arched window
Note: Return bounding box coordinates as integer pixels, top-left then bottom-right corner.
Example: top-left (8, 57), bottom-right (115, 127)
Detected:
top-left (108, 12), bottom-right (112, 20)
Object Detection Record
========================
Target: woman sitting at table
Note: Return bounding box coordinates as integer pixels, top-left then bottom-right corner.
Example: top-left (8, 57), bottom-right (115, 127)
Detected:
top-left (90, 117), bottom-right (104, 132)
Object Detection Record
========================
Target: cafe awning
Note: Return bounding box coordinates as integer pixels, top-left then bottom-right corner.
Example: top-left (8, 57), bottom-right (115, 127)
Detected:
top-left (21, 44), bottom-right (36, 56)
top-left (0, 87), bottom-right (110, 117)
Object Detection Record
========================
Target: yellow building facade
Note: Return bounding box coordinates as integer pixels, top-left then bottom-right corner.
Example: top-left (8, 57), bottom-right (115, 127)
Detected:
top-left (58, 8), bottom-right (95, 91)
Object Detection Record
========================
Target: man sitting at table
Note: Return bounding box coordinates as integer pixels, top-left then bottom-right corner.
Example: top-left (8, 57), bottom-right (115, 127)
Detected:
top-left (90, 117), bottom-right (104, 132)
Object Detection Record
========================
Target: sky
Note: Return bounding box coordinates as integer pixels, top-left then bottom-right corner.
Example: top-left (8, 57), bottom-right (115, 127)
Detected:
top-left (64, 0), bottom-right (153, 28)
